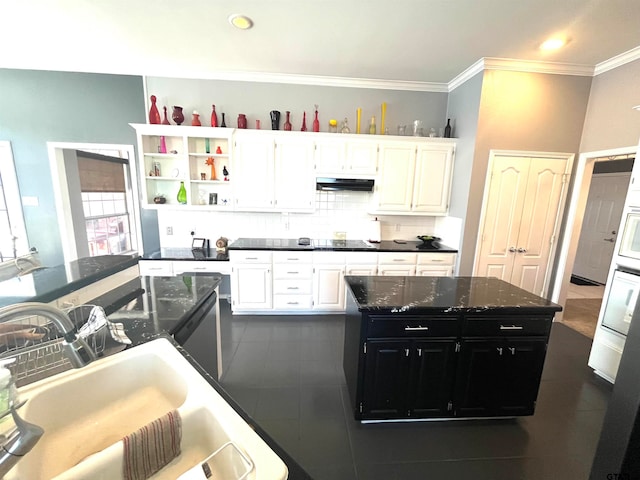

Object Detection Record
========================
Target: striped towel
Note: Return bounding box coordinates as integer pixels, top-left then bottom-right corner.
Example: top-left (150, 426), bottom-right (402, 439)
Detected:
top-left (123, 409), bottom-right (182, 480)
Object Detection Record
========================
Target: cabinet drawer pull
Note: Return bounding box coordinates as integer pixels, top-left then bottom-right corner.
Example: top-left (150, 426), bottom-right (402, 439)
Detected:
top-left (245, 257), bottom-right (258, 260)
top-left (499, 325), bottom-right (524, 330)
top-left (287, 301), bottom-right (299, 305)
top-left (287, 287), bottom-right (299, 290)
top-left (287, 271), bottom-right (300, 274)
top-left (431, 259), bottom-right (444, 262)
top-left (193, 267), bottom-right (206, 270)
top-left (393, 259), bottom-right (405, 262)
top-left (287, 258), bottom-right (299, 261)
top-left (404, 325), bottom-right (429, 331)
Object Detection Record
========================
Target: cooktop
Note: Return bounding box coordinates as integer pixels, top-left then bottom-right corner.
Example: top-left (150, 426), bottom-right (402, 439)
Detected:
top-left (312, 239), bottom-right (374, 250)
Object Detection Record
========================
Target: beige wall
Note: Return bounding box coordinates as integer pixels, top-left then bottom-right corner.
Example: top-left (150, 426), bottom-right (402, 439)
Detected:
top-left (458, 70), bottom-right (593, 274)
top-left (580, 59), bottom-right (640, 153)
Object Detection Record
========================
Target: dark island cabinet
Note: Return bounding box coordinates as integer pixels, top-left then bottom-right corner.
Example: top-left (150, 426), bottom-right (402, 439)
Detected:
top-left (453, 338), bottom-right (548, 417)
top-left (361, 339), bottom-right (457, 419)
top-left (343, 289), bottom-right (557, 421)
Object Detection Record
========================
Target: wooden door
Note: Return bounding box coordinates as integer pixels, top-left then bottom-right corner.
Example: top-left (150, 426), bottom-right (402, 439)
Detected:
top-left (475, 156), bottom-right (530, 282)
top-left (475, 152), bottom-right (571, 296)
top-left (573, 172), bottom-right (630, 284)
top-left (510, 158), bottom-right (568, 296)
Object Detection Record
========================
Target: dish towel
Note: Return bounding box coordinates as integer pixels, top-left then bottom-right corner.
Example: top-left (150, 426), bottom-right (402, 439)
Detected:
top-left (123, 409), bottom-right (182, 480)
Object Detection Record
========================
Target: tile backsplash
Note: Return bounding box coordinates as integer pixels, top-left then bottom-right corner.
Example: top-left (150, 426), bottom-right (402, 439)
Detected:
top-left (155, 190), bottom-right (462, 250)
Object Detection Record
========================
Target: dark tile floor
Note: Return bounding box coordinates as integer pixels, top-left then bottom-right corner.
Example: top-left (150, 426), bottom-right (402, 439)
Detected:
top-left (218, 302), bottom-right (613, 480)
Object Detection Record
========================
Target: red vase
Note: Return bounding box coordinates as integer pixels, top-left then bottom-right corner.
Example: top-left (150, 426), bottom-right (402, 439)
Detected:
top-left (313, 110), bottom-right (320, 132)
top-left (301, 112), bottom-right (307, 131)
top-left (172, 106), bottom-right (184, 125)
top-left (161, 106), bottom-right (170, 125)
top-left (284, 111), bottom-right (292, 131)
top-left (149, 95), bottom-right (161, 124)
top-left (191, 112), bottom-right (201, 126)
top-left (211, 105), bottom-right (218, 127)
top-left (237, 114), bottom-right (247, 129)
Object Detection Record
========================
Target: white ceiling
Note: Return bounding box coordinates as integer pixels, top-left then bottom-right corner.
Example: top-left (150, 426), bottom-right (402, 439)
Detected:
top-left (2, 0), bottom-right (640, 88)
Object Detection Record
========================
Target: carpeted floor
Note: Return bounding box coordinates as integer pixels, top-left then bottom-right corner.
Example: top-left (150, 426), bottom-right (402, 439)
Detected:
top-left (560, 298), bottom-right (602, 339)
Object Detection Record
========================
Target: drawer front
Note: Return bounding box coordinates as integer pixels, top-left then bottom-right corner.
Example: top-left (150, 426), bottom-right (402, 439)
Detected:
top-left (346, 265), bottom-right (377, 276)
top-left (463, 316), bottom-right (553, 337)
top-left (273, 264), bottom-right (313, 279)
top-left (231, 250), bottom-right (273, 263)
top-left (273, 294), bottom-right (314, 310)
top-left (416, 253), bottom-right (456, 266)
top-left (344, 252), bottom-right (378, 264)
top-left (272, 251), bottom-right (313, 264)
top-left (367, 315), bottom-right (461, 338)
top-left (377, 266), bottom-right (416, 276)
top-left (139, 260), bottom-right (173, 276)
top-left (378, 252), bottom-right (417, 265)
top-left (274, 279), bottom-right (313, 295)
top-left (313, 251), bottom-right (347, 264)
top-left (416, 266), bottom-right (453, 277)
top-left (172, 260), bottom-right (226, 274)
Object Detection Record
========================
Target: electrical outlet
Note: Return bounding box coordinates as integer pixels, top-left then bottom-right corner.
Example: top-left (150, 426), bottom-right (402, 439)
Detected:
top-left (167, 226), bottom-right (173, 235)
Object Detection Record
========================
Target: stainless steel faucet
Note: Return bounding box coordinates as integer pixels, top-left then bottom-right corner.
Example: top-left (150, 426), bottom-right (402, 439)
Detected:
top-left (0, 303), bottom-right (97, 368)
top-left (0, 302), bottom-right (98, 475)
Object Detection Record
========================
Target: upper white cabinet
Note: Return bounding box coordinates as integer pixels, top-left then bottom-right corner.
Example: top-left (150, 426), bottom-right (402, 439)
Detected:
top-left (373, 140), bottom-right (455, 215)
top-left (315, 136), bottom-right (377, 177)
top-left (234, 131), bottom-right (315, 212)
top-left (131, 124), bottom-right (234, 209)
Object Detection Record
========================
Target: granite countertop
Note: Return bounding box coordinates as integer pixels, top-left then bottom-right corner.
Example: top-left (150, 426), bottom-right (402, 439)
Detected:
top-left (141, 247), bottom-right (229, 261)
top-left (0, 254), bottom-right (139, 308)
top-left (345, 276), bottom-right (562, 314)
top-left (228, 237), bottom-right (458, 253)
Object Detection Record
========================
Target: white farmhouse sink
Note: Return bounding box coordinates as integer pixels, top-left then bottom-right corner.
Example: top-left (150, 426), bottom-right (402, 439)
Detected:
top-left (5, 338), bottom-right (288, 480)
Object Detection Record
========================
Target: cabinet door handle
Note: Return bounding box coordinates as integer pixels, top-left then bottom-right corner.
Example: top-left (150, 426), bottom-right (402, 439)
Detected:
top-left (405, 325), bottom-right (429, 331)
top-left (405, 348), bottom-right (410, 356)
top-left (417, 348), bottom-right (422, 357)
top-left (509, 347), bottom-right (516, 355)
top-left (497, 347), bottom-right (503, 356)
top-left (499, 325), bottom-right (524, 330)
top-left (517, 247), bottom-right (527, 253)
top-left (508, 246), bottom-right (517, 253)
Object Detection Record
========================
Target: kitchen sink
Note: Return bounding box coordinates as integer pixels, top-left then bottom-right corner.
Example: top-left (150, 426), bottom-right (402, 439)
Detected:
top-left (4, 338), bottom-right (288, 480)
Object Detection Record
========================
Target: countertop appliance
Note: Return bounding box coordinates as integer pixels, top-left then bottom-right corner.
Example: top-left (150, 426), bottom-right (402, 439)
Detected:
top-left (316, 177), bottom-right (374, 192)
top-left (619, 206), bottom-right (640, 261)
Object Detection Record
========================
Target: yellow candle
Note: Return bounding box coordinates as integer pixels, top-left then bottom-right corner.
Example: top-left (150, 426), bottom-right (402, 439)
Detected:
top-left (381, 102), bottom-right (387, 135)
top-left (356, 108), bottom-right (362, 134)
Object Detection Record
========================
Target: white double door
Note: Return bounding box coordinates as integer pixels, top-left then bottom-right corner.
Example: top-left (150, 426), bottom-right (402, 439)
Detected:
top-left (475, 152), bottom-right (572, 297)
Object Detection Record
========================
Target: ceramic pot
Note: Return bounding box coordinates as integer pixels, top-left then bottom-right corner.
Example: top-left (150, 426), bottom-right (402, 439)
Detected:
top-left (172, 106), bottom-right (184, 125)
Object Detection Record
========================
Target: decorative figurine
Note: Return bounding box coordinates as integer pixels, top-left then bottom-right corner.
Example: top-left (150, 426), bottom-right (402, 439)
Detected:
top-left (223, 165), bottom-right (229, 181)
top-left (206, 157), bottom-right (216, 180)
top-left (216, 146), bottom-right (222, 154)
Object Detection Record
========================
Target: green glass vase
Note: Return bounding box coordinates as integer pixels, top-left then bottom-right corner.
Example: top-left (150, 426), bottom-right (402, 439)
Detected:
top-left (177, 181), bottom-right (187, 204)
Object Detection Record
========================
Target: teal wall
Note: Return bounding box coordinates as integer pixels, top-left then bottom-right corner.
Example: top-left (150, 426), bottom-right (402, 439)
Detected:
top-left (0, 68), bottom-right (158, 267)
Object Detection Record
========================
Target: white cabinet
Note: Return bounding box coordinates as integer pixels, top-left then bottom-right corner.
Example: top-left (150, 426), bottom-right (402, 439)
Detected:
top-left (131, 124), bottom-right (233, 209)
top-left (416, 252), bottom-right (456, 276)
top-left (274, 137), bottom-right (315, 212)
top-left (378, 252), bottom-right (418, 276)
top-left (345, 251), bottom-right (378, 276)
top-left (313, 264), bottom-right (346, 311)
top-left (315, 137), bottom-right (377, 177)
top-left (272, 251), bottom-right (313, 310)
top-left (233, 131), bottom-right (275, 210)
top-left (138, 260), bottom-right (174, 277)
top-left (234, 131), bottom-right (315, 212)
top-left (230, 250), bottom-right (273, 310)
top-left (374, 140), bottom-right (455, 215)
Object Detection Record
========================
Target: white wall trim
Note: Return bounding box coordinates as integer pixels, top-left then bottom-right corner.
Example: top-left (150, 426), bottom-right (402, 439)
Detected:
top-left (47, 141), bottom-right (141, 264)
top-left (594, 45), bottom-right (640, 76)
top-left (448, 59), bottom-right (485, 92)
top-left (145, 71), bottom-right (449, 93)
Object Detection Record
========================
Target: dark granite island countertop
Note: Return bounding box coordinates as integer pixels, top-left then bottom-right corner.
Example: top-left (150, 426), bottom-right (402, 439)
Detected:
top-left (0, 254), bottom-right (139, 308)
top-left (345, 275), bottom-right (562, 314)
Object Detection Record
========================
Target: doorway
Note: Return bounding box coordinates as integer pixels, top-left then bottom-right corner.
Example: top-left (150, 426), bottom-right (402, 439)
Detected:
top-left (473, 150), bottom-right (573, 297)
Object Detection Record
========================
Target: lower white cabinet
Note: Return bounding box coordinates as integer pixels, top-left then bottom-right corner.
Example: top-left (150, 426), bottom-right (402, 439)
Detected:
top-left (231, 264), bottom-right (272, 310)
top-left (138, 260), bottom-right (174, 277)
top-left (345, 265), bottom-right (377, 275)
top-left (416, 265), bottom-right (453, 276)
top-left (378, 265), bottom-right (417, 276)
top-left (272, 251), bottom-right (313, 310)
top-left (313, 264), bottom-right (346, 311)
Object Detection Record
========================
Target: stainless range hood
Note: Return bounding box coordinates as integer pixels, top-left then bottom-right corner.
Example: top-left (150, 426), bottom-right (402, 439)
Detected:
top-left (316, 177), bottom-right (375, 192)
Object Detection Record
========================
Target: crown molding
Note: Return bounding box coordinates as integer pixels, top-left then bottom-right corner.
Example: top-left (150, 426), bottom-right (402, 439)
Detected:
top-left (174, 70), bottom-right (449, 93)
top-left (448, 57), bottom-right (594, 91)
top-left (594, 45), bottom-right (640, 76)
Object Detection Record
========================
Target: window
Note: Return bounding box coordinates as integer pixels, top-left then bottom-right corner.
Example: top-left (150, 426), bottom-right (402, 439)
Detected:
top-left (0, 141), bottom-right (28, 261)
top-left (77, 152), bottom-right (133, 256)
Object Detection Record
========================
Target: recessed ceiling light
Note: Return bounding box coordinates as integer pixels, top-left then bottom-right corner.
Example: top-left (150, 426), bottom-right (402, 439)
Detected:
top-left (229, 14), bottom-right (253, 30)
top-left (540, 37), bottom-right (567, 51)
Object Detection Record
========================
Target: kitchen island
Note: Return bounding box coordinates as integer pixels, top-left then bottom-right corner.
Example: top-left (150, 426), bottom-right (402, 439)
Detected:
top-left (343, 275), bottom-right (562, 421)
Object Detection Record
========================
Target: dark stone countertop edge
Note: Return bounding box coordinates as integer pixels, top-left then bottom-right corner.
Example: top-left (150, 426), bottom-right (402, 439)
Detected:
top-left (30, 256), bottom-right (140, 305)
top-left (141, 248), bottom-right (229, 261)
top-left (354, 305), bottom-right (563, 314)
top-left (227, 244), bottom-right (458, 253)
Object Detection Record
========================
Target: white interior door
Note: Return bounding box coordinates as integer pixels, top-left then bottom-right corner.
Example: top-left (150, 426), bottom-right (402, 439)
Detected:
top-left (573, 172), bottom-right (631, 284)
top-left (510, 158), bottom-right (568, 296)
top-left (475, 152), bottom-right (571, 296)
top-left (475, 156), bottom-right (530, 281)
